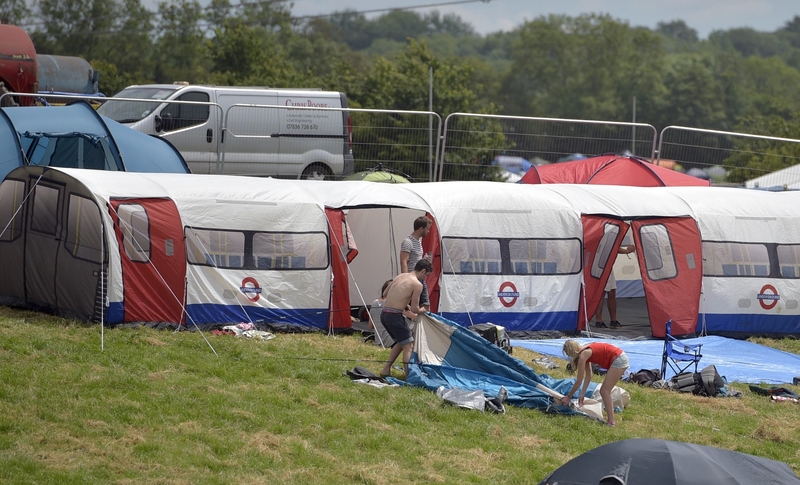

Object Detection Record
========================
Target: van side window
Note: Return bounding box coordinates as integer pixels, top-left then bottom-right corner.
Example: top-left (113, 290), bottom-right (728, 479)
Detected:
top-left (160, 91), bottom-right (209, 131)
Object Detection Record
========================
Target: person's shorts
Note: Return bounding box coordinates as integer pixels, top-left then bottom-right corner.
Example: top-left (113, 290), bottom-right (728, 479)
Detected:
top-left (604, 271), bottom-right (617, 292)
top-left (381, 309), bottom-right (414, 346)
top-left (610, 351), bottom-right (629, 369)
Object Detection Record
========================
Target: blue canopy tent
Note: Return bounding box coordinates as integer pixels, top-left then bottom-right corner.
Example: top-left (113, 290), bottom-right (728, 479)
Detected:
top-left (0, 101), bottom-right (188, 180)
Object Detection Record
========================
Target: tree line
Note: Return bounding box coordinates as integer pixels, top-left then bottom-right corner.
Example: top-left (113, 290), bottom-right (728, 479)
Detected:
top-left (5, 0), bottom-right (800, 180)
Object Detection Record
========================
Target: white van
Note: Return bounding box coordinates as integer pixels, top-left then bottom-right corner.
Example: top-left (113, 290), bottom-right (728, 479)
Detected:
top-left (97, 84), bottom-right (354, 179)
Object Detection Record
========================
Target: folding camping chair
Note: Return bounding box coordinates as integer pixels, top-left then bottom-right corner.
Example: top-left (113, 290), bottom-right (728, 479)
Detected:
top-left (661, 319), bottom-right (703, 379)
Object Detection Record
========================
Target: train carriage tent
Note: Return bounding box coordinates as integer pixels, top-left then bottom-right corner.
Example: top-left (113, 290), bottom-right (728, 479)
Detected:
top-left (0, 166), bottom-right (345, 329)
top-left (2, 170), bottom-right (800, 338)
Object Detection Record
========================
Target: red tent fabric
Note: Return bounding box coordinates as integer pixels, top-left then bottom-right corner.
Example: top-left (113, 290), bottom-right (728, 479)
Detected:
top-left (520, 154), bottom-right (711, 187)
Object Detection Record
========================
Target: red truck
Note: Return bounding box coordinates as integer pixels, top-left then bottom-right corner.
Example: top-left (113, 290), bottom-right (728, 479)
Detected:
top-left (0, 24), bottom-right (100, 106)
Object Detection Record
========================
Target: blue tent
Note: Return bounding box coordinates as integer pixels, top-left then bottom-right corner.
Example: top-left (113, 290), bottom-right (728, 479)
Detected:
top-left (395, 314), bottom-right (598, 416)
top-left (0, 101), bottom-right (188, 180)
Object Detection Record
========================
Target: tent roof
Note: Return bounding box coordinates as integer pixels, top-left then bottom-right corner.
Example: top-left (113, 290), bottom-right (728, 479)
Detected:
top-left (521, 154), bottom-right (711, 187)
top-left (745, 163), bottom-right (800, 190)
top-left (0, 102), bottom-right (188, 180)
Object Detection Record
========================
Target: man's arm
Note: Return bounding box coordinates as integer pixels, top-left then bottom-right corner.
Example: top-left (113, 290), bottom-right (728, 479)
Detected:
top-left (399, 251), bottom-right (410, 274)
top-left (408, 281), bottom-right (423, 314)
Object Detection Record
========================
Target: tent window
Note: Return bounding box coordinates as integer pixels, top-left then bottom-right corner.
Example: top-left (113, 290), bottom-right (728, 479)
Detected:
top-left (185, 228), bottom-right (244, 268)
top-left (639, 224), bottom-right (677, 281)
top-left (117, 204), bottom-right (150, 263)
top-left (30, 184), bottom-right (59, 236)
top-left (253, 232), bottom-right (328, 270)
top-left (703, 242), bottom-right (770, 277)
top-left (0, 179), bottom-right (25, 242)
top-left (591, 223), bottom-right (621, 279)
top-left (509, 239), bottom-right (579, 275)
top-left (66, 194), bottom-right (103, 263)
top-left (777, 245), bottom-right (800, 278)
top-left (160, 91), bottom-right (210, 131)
top-left (443, 238), bottom-right (502, 274)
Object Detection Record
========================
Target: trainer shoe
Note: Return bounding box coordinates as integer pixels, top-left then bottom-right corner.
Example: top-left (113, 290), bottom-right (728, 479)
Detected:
top-left (610, 321), bottom-right (623, 328)
top-left (595, 321), bottom-right (608, 328)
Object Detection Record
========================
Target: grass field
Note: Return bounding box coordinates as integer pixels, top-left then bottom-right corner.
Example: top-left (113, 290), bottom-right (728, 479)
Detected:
top-left (0, 305), bottom-right (799, 484)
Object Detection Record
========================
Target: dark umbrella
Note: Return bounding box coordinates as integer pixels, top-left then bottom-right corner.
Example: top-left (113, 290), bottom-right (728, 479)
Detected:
top-left (538, 438), bottom-right (800, 485)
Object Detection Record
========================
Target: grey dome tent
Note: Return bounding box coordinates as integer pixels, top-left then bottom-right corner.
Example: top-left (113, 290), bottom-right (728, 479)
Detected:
top-left (538, 438), bottom-right (800, 485)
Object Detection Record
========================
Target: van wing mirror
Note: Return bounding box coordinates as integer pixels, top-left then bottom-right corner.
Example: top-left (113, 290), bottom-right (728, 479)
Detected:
top-left (155, 112), bottom-right (174, 132)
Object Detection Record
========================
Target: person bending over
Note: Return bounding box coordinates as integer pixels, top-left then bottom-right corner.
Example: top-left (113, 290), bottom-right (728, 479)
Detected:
top-left (379, 259), bottom-right (433, 379)
top-left (559, 340), bottom-right (630, 426)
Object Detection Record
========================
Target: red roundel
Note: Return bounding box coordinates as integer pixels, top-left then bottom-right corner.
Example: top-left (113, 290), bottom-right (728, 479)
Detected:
top-left (498, 281), bottom-right (519, 308)
top-left (757, 284), bottom-right (779, 310)
top-left (240, 277), bottom-right (262, 303)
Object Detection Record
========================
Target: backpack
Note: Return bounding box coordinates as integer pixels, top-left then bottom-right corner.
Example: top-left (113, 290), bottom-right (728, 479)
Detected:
top-left (630, 368), bottom-right (662, 387)
top-left (668, 365), bottom-right (725, 396)
top-left (669, 371), bottom-right (700, 393)
top-left (468, 323), bottom-right (513, 354)
top-left (698, 365), bottom-right (725, 397)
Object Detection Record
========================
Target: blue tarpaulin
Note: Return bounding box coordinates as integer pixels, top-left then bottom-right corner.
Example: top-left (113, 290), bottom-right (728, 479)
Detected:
top-left (513, 336), bottom-right (800, 385)
top-left (393, 314), bottom-right (598, 415)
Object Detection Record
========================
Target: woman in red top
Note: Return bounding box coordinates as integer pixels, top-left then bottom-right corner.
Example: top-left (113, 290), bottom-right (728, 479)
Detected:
top-left (558, 340), bottom-right (630, 426)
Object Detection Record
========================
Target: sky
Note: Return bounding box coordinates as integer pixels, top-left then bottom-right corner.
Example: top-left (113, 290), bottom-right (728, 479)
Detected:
top-left (287, 0), bottom-right (800, 37)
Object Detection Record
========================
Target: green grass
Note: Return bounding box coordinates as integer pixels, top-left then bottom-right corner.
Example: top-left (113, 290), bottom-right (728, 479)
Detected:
top-left (0, 306), bottom-right (799, 484)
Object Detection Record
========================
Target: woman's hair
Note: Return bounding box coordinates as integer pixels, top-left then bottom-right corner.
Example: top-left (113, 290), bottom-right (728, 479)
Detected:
top-left (562, 339), bottom-right (582, 372)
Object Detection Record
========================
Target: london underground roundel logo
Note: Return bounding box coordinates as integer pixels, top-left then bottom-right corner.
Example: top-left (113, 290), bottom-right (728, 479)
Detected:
top-left (240, 277), bottom-right (262, 302)
top-left (498, 281), bottom-right (520, 308)
top-left (757, 284), bottom-right (779, 310)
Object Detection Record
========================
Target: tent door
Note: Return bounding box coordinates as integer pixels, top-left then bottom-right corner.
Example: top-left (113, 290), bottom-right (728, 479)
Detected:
top-left (631, 217), bottom-right (702, 338)
top-left (24, 181), bottom-right (64, 310)
top-left (579, 216), bottom-right (628, 330)
top-left (109, 198), bottom-right (186, 324)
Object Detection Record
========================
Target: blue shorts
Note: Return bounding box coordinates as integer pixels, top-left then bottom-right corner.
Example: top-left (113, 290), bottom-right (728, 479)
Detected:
top-left (381, 309), bottom-right (414, 346)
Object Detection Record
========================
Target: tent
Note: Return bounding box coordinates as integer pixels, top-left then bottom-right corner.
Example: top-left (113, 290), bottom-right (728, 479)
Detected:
top-left (2, 170), bottom-right (800, 338)
top-left (520, 154), bottom-right (711, 187)
top-left (745, 163), bottom-right (800, 191)
top-left (0, 102), bottom-right (188, 181)
top-left (401, 313), bottom-right (599, 417)
top-left (0, 166), bottom-right (354, 330)
top-left (538, 438), bottom-right (800, 485)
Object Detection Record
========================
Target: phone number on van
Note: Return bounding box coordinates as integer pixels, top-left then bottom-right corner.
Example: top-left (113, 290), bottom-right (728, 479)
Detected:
top-left (286, 123), bottom-right (319, 130)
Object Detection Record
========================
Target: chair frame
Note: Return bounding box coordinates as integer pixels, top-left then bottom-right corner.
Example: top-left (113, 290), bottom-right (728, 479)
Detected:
top-left (661, 319), bottom-right (703, 379)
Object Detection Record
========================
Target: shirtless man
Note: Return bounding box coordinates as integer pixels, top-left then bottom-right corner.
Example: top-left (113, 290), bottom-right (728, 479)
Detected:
top-left (379, 259), bottom-right (433, 378)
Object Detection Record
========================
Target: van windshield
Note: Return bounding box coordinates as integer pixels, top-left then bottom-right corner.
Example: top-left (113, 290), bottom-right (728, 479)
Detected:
top-left (97, 87), bottom-right (179, 123)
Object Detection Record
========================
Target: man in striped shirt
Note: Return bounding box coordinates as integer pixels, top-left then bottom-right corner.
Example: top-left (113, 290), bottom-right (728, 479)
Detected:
top-left (400, 216), bottom-right (432, 311)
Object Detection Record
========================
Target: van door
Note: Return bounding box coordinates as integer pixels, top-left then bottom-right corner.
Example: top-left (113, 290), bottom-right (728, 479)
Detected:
top-left (109, 198), bottom-right (186, 324)
top-left (277, 93), bottom-right (343, 178)
top-left (156, 88), bottom-right (218, 174)
top-left (631, 217), bottom-right (702, 337)
top-left (218, 91), bottom-right (280, 176)
top-left (579, 216), bottom-right (628, 330)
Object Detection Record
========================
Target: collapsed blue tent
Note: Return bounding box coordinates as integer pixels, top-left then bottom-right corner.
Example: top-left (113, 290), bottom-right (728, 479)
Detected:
top-left (0, 101), bottom-right (188, 180)
top-left (397, 313), bottom-right (598, 416)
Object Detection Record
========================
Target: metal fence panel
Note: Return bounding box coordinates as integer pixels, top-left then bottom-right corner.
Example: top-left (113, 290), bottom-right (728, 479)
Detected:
top-left (658, 126), bottom-right (800, 188)
top-left (439, 113), bottom-right (658, 182)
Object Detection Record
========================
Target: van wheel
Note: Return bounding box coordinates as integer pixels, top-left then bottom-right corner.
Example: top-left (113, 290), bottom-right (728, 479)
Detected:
top-left (302, 164), bottom-right (333, 180)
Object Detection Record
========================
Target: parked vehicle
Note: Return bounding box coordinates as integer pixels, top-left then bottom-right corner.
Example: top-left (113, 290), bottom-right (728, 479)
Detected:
top-left (97, 84), bottom-right (354, 179)
top-left (0, 25), bottom-right (101, 107)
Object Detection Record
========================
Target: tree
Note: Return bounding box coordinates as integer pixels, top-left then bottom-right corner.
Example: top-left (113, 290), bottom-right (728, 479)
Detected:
top-left (0, 0), bottom-right (30, 24)
top-left (501, 14), bottom-right (667, 123)
top-left (656, 20), bottom-right (699, 42)
top-left (152, 0), bottom-right (207, 83)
